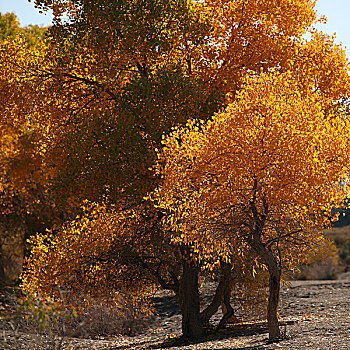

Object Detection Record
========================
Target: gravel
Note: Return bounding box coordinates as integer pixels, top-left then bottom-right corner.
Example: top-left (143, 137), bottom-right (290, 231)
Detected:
top-left (1, 278), bottom-right (350, 349)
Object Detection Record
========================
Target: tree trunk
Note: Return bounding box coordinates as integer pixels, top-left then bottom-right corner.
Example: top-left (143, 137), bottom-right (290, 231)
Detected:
top-left (0, 244), bottom-right (5, 287)
top-left (217, 288), bottom-right (237, 330)
top-left (178, 253), bottom-right (205, 340)
top-left (200, 262), bottom-right (235, 327)
top-left (251, 239), bottom-right (281, 341)
top-left (267, 264), bottom-right (281, 341)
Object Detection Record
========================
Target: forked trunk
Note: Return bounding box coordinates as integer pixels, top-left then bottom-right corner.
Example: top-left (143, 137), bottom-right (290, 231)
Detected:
top-left (200, 262), bottom-right (235, 328)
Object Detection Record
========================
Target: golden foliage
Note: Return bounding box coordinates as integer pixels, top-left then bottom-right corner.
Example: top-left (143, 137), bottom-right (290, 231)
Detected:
top-left (21, 202), bottom-right (175, 301)
top-left (154, 71), bottom-right (350, 271)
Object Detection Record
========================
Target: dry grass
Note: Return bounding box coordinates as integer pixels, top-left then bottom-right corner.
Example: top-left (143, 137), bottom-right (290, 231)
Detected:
top-left (0, 287), bottom-right (154, 349)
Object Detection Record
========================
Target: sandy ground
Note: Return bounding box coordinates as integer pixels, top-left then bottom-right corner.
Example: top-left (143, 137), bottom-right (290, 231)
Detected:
top-left (1, 278), bottom-right (350, 349)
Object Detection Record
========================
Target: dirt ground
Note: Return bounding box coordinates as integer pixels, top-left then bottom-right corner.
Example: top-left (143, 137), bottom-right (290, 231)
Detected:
top-left (1, 277), bottom-right (350, 349)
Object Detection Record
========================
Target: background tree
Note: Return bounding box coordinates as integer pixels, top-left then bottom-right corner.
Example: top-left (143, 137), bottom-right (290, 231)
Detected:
top-left (0, 11), bottom-right (47, 46)
top-left (0, 12), bottom-right (21, 41)
top-left (0, 19), bottom-right (55, 285)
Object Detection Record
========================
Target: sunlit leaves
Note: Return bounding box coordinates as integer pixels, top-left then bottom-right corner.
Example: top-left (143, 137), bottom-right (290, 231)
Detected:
top-left (22, 200), bottom-right (183, 301)
top-left (154, 71), bottom-right (350, 271)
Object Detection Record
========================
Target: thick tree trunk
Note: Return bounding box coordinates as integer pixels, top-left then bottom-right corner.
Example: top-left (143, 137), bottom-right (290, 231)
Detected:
top-left (179, 259), bottom-right (205, 339)
top-left (267, 264), bottom-right (281, 341)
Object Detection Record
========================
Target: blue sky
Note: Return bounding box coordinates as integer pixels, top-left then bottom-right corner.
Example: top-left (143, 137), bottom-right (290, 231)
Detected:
top-left (0, 0), bottom-right (349, 55)
top-left (0, 0), bottom-right (53, 27)
top-left (314, 0), bottom-right (350, 53)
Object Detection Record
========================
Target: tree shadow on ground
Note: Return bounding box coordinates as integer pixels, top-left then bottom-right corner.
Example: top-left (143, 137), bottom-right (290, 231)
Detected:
top-left (152, 320), bottom-right (292, 349)
top-left (151, 294), bottom-right (181, 317)
top-left (105, 320), bottom-right (295, 350)
top-left (156, 322), bottom-right (269, 349)
top-left (155, 320), bottom-right (295, 349)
